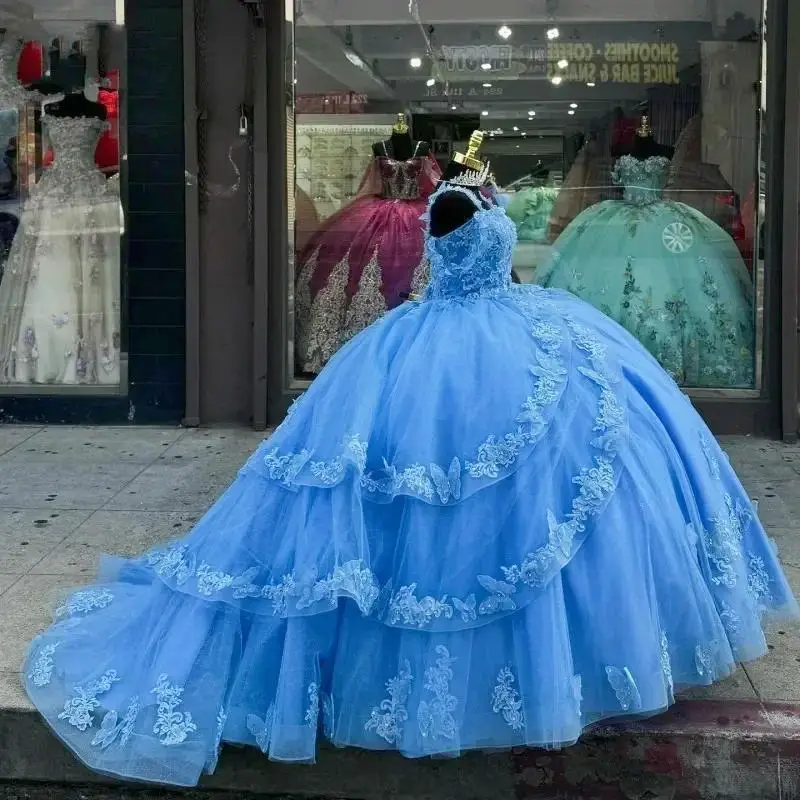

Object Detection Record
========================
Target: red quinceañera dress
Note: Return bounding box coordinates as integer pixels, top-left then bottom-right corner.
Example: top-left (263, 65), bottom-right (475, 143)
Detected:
top-left (294, 142), bottom-right (441, 373)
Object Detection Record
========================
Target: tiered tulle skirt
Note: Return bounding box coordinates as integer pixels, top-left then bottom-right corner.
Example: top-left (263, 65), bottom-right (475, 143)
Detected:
top-left (24, 285), bottom-right (798, 786)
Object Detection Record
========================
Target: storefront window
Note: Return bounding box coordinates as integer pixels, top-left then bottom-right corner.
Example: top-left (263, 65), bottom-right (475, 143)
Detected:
top-left (289, 0), bottom-right (765, 390)
top-left (0, 3), bottom-right (124, 393)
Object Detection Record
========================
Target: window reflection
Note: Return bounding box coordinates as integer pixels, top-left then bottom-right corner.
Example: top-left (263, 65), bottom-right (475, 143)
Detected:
top-left (0, 6), bottom-right (124, 392)
top-left (290, 1), bottom-right (765, 389)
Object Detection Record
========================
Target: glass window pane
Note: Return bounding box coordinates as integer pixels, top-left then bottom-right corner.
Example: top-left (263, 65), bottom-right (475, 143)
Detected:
top-left (0, 5), bottom-right (124, 392)
top-left (290, 1), bottom-right (764, 390)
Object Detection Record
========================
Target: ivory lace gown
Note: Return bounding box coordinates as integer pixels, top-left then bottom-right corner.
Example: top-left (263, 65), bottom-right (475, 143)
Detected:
top-left (0, 115), bottom-right (121, 385)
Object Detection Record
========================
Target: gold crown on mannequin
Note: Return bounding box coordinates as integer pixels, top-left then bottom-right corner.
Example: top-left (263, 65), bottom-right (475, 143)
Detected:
top-left (448, 130), bottom-right (490, 186)
top-left (393, 112), bottom-right (409, 134)
top-left (636, 115), bottom-right (652, 137)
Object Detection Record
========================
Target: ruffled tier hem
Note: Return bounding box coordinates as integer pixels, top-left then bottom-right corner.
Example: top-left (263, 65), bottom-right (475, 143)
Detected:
top-left (24, 557), bottom-right (797, 788)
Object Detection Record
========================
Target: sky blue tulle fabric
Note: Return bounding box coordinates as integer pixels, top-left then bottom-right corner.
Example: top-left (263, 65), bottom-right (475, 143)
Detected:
top-left (536, 156), bottom-right (755, 388)
top-left (24, 182), bottom-right (798, 787)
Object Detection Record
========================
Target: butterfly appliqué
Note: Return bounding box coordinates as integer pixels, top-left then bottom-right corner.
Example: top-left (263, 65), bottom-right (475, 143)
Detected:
top-left (477, 575), bottom-right (518, 615)
top-left (246, 705), bottom-right (275, 753)
top-left (430, 457), bottom-right (462, 504)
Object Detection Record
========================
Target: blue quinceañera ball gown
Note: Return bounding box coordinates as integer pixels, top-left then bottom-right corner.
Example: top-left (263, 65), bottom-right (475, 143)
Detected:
top-left (24, 180), bottom-right (797, 787)
top-left (536, 155), bottom-right (755, 389)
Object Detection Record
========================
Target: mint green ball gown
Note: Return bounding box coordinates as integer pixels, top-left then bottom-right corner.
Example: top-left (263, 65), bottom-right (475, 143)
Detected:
top-left (536, 155), bottom-right (754, 388)
top-left (506, 186), bottom-right (559, 244)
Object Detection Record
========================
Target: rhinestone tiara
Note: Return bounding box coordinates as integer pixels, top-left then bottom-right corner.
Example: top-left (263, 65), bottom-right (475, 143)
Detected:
top-left (446, 160), bottom-right (491, 187)
top-left (446, 129), bottom-right (490, 187)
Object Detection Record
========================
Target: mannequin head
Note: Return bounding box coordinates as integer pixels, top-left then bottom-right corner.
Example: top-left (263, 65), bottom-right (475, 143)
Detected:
top-left (614, 115), bottom-right (674, 160)
top-left (429, 131), bottom-right (490, 238)
top-left (372, 112), bottom-right (429, 160)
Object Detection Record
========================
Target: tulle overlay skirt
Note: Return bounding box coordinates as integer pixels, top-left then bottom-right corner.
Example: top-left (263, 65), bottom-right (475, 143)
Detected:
top-left (24, 285), bottom-right (798, 786)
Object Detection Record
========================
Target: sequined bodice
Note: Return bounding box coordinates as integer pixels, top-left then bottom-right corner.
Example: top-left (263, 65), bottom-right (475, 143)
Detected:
top-left (612, 155), bottom-right (670, 206)
top-left (31, 116), bottom-right (108, 204)
top-left (377, 156), bottom-right (424, 200)
top-left (0, 41), bottom-right (31, 109)
top-left (424, 185), bottom-right (517, 301)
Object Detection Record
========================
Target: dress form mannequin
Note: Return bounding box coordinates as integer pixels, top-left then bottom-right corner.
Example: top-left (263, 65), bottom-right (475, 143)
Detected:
top-left (613, 116), bottom-right (674, 160)
top-left (372, 113), bottom-right (430, 160)
top-left (428, 132), bottom-right (491, 238)
top-left (401, 130), bottom-right (520, 299)
top-left (42, 88), bottom-right (106, 120)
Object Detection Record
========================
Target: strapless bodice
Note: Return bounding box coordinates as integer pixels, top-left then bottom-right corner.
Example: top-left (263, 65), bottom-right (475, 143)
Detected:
top-left (612, 155), bottom-right (670, 206)
top-left (28, 116), bottom-right (114, 212)
top-left (376, 156), bottom-right (425, 200)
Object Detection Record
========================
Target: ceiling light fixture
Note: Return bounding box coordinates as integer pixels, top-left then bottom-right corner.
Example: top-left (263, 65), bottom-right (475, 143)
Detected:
top-left (551, 76), bottom-right (563, 85)
top-left (481, 109), bottom-right (489, 116)
top-left (557, 59), bottom-right (568, 69)
top-left (409, 56), bottom-right (422, 68)
top-left (568, 109), bottom-right (575, 115)
top-left (513, 125), bottom-right (519, 131)
top-left (483, 82), bottom-right (492, 88)
top-left (570, 102), bottom-right (578, 108)
top-left (451, 104), bottom-right (457, 110)
top-left (528, 109), bottom-right (536, 116)
top-left (497, 24), bottom-right (512, 39)
top-left (426, 77), bottom-right (435, 87)
top-left (586, 82), bottom-right (596, 87)
top-left (345, 49), bottom-right (365, 68)
top-left (480, 61), bottom-right (492, 71)
top-left (546, 27), bottom-right (560, 40)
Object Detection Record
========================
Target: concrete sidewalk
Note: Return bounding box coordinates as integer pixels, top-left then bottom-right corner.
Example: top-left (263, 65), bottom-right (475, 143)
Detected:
top-left (0, 426), bottom-right (799, 799)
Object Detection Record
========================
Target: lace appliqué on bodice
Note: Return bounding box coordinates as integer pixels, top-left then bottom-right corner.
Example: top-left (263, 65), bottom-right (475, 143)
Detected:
top-left (0, 41), bottom-right (33, 109)
top-left (377, 141), bottom-right (425, 200)
top-left (612, 155), bottom-right (670, 206)
top-left (27, 116), bottom-right (116, 226)
top-left (423, 185), bottom-right (517, 302)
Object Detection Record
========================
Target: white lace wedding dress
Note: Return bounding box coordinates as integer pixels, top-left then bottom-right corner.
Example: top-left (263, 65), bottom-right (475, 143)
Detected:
top-left (0, 114), bottom-right (121, 385)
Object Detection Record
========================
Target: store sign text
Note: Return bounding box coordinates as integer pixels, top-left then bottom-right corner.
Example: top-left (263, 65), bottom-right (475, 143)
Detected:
top-left (423, 85), bottom-right (505, 98)
top-left (436, 41), bottom-right (681, 85)
top-left (546, 41), bottom-right (680, 84)
top-left (441, 45), bottom-right (515, 73)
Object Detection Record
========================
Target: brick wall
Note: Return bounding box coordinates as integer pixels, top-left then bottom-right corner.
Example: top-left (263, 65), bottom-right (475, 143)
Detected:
top-left (0, 0), bottom-right (186, 425)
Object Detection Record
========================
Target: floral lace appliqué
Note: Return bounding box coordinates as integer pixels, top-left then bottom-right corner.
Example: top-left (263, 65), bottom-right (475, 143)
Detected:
top-left (29, 642), bottom-right (60, 688)
top-left (55, 588), bottom-right (113, 619)
top-left (417, 646), bottom-right (458, 740)
top-left (147, 547), bottom-right (380, 617)
top-left (59, 670), bottom-right (120, 731)
top-left (695, 643), bottom-right (716, 679)
top-left (365, 661), bottom-right (413, 744)
top-left (491, 667), bottom-right (525, 730)
top-left (151, 674), bottom-right (198, 746)
top-left (747, 555), bottom-right (772, 611)
top-left (660, 633), bottom-right (674, 696)
top-left (305, 682), bottom-right (320, 728)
